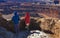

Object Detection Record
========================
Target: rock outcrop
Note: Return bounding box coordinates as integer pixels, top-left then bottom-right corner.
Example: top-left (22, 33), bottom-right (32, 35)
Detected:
top-left (36, 18), bottom-right (60, 38)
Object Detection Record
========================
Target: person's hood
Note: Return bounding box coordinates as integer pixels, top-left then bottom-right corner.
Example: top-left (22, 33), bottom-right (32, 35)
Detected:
top-left (14, 11), bottom-right (17, 15)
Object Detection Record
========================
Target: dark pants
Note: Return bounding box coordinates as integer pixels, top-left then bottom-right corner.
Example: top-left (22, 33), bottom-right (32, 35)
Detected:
top-left (14, 24), bottom-right (19, 33)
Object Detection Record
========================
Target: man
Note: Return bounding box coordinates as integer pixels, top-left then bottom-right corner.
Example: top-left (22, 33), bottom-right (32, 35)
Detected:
top-left (12, 11), bottom-right (20, 33)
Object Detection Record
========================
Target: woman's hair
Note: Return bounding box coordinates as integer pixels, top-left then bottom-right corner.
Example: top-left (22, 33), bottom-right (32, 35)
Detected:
top-left (29, 19), bottom-right (41, 31)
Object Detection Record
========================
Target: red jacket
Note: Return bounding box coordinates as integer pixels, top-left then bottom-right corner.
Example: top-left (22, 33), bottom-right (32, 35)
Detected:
top-left (25, 12), bottom-right (30, 26)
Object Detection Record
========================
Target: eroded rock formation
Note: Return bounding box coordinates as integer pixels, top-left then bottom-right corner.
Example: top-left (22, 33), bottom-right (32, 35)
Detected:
top-left (36, 18), bottom-right (60, 38)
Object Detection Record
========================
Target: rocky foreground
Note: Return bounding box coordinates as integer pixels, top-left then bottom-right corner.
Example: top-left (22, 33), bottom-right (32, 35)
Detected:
top-left (36, 17), bottom-right (60, 38)
top-left (0, 14), bottom-right (60, 38)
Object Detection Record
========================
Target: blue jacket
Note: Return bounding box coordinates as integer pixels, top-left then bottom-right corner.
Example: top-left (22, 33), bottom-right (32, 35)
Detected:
top-left (12, 12), bottom-right (19, 24)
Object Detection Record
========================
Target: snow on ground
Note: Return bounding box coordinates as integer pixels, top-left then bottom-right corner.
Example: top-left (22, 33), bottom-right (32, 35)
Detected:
top-left (27, 30), bottom-right (50, 38)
